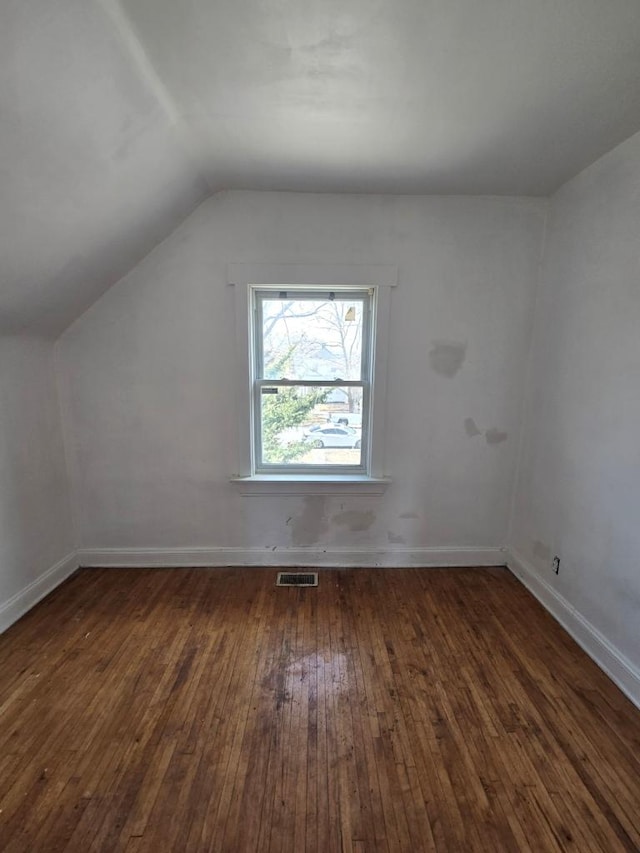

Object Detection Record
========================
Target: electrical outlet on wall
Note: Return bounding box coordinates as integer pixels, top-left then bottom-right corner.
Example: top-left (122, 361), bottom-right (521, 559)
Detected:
top-left (552, 556), bottom-right (560, 574)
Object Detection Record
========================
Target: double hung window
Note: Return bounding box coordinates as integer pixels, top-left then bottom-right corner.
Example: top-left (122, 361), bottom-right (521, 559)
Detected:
top-left (251, 287), bottom-right (374, 475)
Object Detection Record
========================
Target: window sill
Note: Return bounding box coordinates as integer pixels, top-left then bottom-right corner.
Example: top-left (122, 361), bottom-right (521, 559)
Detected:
top-left (229, 475), bottom-right (391, 496)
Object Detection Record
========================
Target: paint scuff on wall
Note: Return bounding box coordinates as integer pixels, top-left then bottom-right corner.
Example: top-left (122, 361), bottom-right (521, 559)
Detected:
top-left (331, 509), bottom-right (376, 531)
top-left (290, 496), bottom-right (329, 545)
top-left (485, 428), bottom-right (508, 445)
top-left (428, 341), bottom-right (467, 377)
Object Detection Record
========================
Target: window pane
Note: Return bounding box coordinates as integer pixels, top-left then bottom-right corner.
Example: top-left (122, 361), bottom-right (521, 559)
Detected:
top-left (261, 297), bottom-right (364, 381)
top-left (259, 385), bottom-right (363, 467)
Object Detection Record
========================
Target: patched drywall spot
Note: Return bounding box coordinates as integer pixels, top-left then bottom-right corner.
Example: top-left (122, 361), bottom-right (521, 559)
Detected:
top-left (398, 511), bottom-right (419, 520)
top-left (532, 540), bottom-right (551, 563)
top-left (290, 496), bottom-right (329, 545)
top-left (428, 341), bottom-right (467, 378)
top-left (331, 509), bottom-right (376, 532)
top-left (485, 428), bottom-right (508, 445)
top-left (464, 417), bottom-right (482, 438)
top-left (387, 531), bottom-right (405, 544)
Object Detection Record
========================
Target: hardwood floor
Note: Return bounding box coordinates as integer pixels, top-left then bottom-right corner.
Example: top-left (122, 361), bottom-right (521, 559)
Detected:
top-left (0, 567), bottom-right (639, 852)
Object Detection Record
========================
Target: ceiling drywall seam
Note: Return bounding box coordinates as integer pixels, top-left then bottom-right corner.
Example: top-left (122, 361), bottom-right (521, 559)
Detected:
top-left (98, 0), bottom-right (215, 194)
top-left (505, 200), bottom-right (550, 551)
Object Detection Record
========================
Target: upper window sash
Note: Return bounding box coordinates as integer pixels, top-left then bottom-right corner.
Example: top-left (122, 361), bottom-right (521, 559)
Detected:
top-left (252, 288), bottom-right (372, 384)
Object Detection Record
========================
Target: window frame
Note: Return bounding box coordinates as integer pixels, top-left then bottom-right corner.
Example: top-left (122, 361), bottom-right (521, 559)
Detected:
top-left (228, 263), bottom-right (396, 493)
top-left (251, 286), bottom-right (374, 476)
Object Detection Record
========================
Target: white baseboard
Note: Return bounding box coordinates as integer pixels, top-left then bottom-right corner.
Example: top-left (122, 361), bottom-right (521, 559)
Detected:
top-left (508, 548), bottom-right (640, 711)
top-left (0, 551), bottom-right (79, 634)
top-left (77, 545), bottom-right (506, 570)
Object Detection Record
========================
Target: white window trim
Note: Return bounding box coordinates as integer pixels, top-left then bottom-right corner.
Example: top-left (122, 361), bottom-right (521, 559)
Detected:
top-left (228, 263), bottom-right (396, 494)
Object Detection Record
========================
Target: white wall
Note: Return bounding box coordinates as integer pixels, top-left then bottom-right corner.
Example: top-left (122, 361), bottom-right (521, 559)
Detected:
top-left (510, 131), bottom-right (640, 696)
top-left (0, 336), bottom-right (75, 628)
top-left (58, 191), bottom-right (545, 561)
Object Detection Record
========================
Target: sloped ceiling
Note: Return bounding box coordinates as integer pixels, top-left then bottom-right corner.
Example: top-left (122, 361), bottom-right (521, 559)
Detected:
top-left (0, 0), bottom-right (208, 335)
top-left (2, 0), bottom-right (640, 334)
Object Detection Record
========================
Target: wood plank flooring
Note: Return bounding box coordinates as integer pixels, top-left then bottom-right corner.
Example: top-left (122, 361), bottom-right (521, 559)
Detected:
top-left (0, 567), bottom-right (639, 852)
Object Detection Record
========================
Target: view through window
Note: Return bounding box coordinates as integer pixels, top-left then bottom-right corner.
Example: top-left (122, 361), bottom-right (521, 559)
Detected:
top-left (252, 288), bottom-right (373, 473)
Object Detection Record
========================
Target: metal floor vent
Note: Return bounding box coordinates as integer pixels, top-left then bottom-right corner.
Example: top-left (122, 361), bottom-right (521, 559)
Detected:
top-left (276, 572), bottom-right (318, 587)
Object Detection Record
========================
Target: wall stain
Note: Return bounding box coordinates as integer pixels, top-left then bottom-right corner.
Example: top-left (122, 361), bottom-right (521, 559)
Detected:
top-left (464, 417), bottom-right (482, 438)
top-left (387, 531), bottom-right (405, 544)
top-left (428, 341), bottom-right (467, 378)
top-left (331, 509), bottom-right (376, 532)
top-left (485, 428), bottom-right (508, 445)
top-left (290, 496), bottom-right (329, 545)
top-left (398, 511), bottom-right (419, 520)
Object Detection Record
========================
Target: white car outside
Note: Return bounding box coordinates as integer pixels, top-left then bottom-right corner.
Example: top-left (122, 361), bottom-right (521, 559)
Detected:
top-left (303, 426), bottom-right (361, 449)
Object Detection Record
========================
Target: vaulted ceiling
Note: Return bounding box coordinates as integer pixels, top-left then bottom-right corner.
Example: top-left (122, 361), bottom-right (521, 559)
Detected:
top-left (2, 0), bottom-right (640, 334)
